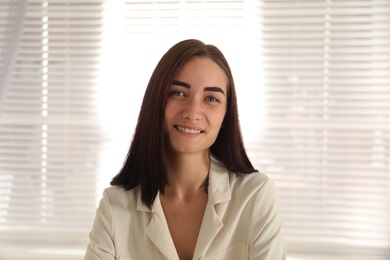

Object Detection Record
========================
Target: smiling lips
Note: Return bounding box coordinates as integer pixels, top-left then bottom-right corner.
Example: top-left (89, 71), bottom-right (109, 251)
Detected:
top-left (175, 125), bottom-right (204, 134)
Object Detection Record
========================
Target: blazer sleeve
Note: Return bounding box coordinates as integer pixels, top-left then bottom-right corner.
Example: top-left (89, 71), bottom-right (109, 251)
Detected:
top-left (249, 179), bottom-right (287, 260)
top-left (84, 189), bottom-right (116, 260)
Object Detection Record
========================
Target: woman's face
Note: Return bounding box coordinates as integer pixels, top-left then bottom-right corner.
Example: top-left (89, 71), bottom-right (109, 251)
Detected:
top-left (164, 57), bottom-right (228, 156)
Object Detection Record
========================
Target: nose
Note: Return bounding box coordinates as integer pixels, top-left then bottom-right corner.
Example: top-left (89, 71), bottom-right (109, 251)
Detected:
top-left (182, 98), bottom-right (202, 121)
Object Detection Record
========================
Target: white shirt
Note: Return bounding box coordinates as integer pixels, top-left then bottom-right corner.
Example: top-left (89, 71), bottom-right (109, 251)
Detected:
top-left (85, 157), bottom-right (286, 260)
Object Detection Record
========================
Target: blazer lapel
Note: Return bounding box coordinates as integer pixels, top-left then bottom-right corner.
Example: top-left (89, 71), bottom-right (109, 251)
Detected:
top-left (192, 200), bottom-right (224, 259)
top-left (137, 192), bottom-right (179, 260)
top-left (192, 157), bottom-right (231, 259)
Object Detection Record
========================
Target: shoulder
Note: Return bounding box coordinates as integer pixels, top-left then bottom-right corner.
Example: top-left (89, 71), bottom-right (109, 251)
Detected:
top-left (228, 170), bottom-right (277, 202)
top-left (210, 156), bottom-right (277, 200)
top-left (230, 170), bottom-right (272, 191)
top-left (101, 185), bottom-right (139, 210)
top-left (211, 156), bottom-right (272, 191)
top-left (104, 185), bottom-right (130, 198)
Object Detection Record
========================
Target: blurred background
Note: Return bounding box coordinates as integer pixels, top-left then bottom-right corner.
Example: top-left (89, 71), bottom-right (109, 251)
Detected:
top-left (0, 0), bottom-right (389, 259)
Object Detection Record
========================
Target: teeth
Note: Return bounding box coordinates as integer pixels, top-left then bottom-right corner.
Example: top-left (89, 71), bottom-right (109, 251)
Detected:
top-left (177, 126), bottom-right (202, 134)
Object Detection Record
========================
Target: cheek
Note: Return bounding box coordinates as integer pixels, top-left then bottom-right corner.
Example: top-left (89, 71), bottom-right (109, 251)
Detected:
top-left (164, 103), bottom-right (174, 121)
top-left (164, 102), bottom-right (180, 132)
top-left (212, 109), bottom-right (226, 130)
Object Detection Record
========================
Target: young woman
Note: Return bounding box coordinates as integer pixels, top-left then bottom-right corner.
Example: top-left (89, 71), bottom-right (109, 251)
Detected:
top-left (85, 39), bottom-right (286, 260)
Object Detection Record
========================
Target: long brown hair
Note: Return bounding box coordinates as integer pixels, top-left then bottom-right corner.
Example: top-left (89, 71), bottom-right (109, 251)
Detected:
top-left (111, 39), bottom-right (257, 208)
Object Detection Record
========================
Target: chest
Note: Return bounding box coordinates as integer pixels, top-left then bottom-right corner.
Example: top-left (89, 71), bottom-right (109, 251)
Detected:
top-left (160, 194), bottom-right (208, 260)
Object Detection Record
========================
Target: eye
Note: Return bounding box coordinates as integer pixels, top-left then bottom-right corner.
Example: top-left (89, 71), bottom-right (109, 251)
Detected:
top-left (168, 90), bottom-right (184, 97)
top-left (205, 96), bottom-right (220, 103)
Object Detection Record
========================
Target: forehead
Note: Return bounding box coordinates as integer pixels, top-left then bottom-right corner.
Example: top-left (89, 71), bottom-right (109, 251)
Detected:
top-left (174, 57), bottom-right (228, 88)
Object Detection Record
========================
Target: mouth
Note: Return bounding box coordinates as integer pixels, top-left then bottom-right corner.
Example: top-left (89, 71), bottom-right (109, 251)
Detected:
top-left (175, 125), bottom-right (204, 134)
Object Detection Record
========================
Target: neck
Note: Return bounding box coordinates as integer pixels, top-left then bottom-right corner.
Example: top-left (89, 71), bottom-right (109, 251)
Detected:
top-left (164, 151), bottom-right (210, 200)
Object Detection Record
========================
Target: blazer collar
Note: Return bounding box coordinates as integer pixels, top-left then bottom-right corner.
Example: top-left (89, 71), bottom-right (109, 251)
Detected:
top-left (207, 155), bottom-right (232, 205)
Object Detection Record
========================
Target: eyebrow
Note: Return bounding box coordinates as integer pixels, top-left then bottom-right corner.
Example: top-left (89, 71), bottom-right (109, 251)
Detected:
top-left (172, 80), bottom-right (225, 96)
top-left (172, 80), bottom-right (190, 88)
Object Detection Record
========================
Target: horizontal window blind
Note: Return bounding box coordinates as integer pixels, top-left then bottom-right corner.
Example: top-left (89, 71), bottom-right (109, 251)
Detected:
top-left (245, 0), bottom-right (390, 257)
top-left (0, 0), bottom-right (105, 246)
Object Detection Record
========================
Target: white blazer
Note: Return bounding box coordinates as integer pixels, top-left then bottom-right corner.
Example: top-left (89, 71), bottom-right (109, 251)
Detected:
top-left (85, 157), bottom-right (286, 260)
